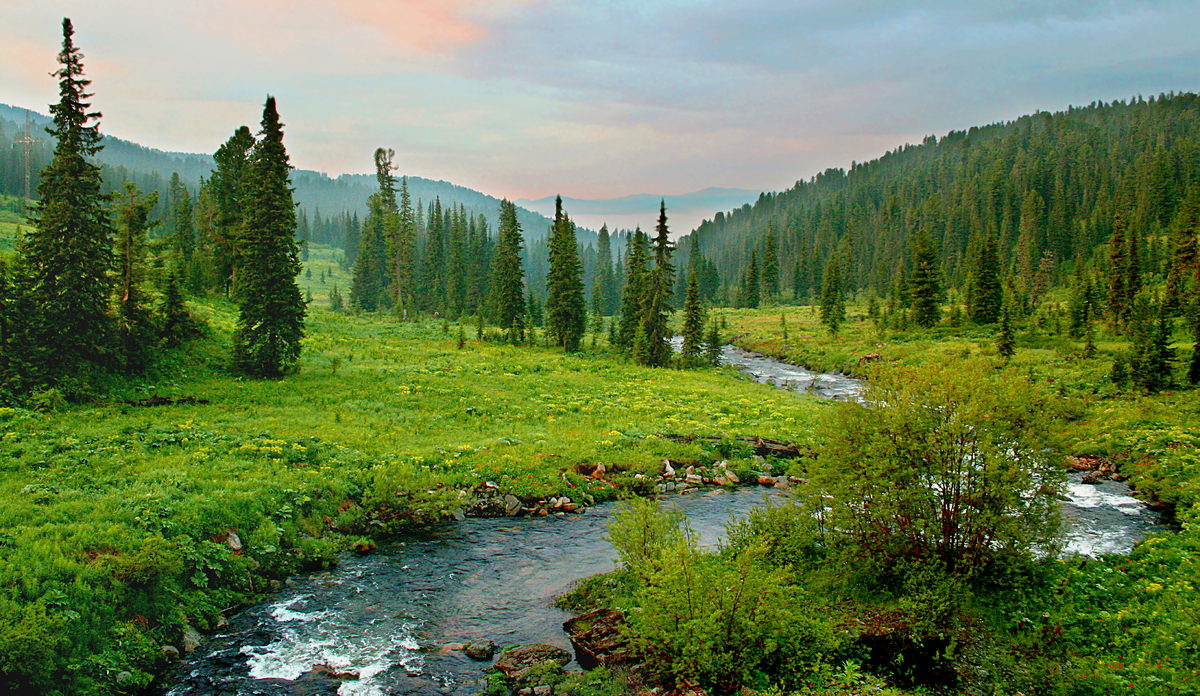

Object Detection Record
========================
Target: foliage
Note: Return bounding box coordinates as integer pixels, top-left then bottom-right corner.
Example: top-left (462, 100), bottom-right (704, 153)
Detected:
top-left (819, 254), bottom-right (843, 336)
top-left (488, 199), bottom-right (526, 342)
top-left (801, 359), bottom-right (1065, 577)
top-left (680, 270), bottom-right (705, 366)
top-left (907, 230), bottom-right (942, 328)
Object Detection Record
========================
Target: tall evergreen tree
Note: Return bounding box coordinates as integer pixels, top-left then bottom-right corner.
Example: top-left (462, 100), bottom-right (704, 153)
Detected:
top-left (13, 18), bottom-right (114, 388)
top-left (169, 172), bottom-right (195, 266)
top-left (1107, 210), bottom-right (1131, 328)
top-left (761, 225), bottom-right (779, 299)
top-left (231, 96), bottom-right (306, 377)
top-left (488, 200), bottom-right (526, 342)
top-left (393, 176), bottom-right (416, 318)
top-left (1165, 186), bottom-right (1199, 314)
top-left (967, 231), bottom-right (1002, 324)
top-left (350, 149), bottom-right (394, 312)
top-left (819, 254), bottom-right (844, 336)
top-left (544, 196), bottom-right (586, 352)
top-left (680, 270), bottom-right (705, 366)
top-left (1129, 292), bottom-right (1173, 393)
top-left (616, 228), bottom-right (649, 349)
top-left (997, 305), bottom-right (1015, 361)
top-left (209, 126), bottom-right (255, 296)
top-left (636, 200), bottom-right (675, 367)
top-left (594, 224), bottom-right (617, 315)
top-left (743, 250), bottom-right (761, 309)
top-left (112, 183), bottom-right (158, 373)
top-left (908, 229), bottom-right (943, 328)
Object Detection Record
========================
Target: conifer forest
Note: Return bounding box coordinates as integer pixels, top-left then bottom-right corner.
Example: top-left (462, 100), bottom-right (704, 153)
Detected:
top-left (0, 13), bottom-right (1199, 696)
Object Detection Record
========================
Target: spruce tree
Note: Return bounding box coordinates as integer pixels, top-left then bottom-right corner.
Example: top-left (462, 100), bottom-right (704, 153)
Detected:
top-left (819, 254), bottom-right (844, 336)
top-left (908, 229), bottom-right (943, 328)
top-left (1188, 296), bottom-right (1200, 385)
top-left (394, 176), bottom-right (416, 318)
top-left (616, 228), bottom-right (649, 349)
top-left (1129, 292), bottom-right (1173, 393)
top-left (488, 200), bottom-right (526, 343)
top-left (595, 224), bottom-right (617, 315)
top-left (231, 96), bottom-right (306, 377)
top-left (761, 226), bottom-right (779, 299)
top-left (544, 196), bottom-right (586, 352)
top-left (169, 172), bottom-right (195, 269)
top-left (14, 18), bottom-right (114, 388)
top-left (1165, 186), bottom-right (1199, 314)
top-left (209, 126), bottom-right (255, 296)
top-left (967, 231), bottom-right (1002, 324)
top-left (705, 320), bottom-right (722, 366)
top-left (997, 306), bottom-right (1015, 361)
top-left (350, 149), bottom-right (394, 312)
top-left (743, 251), bottom-right (760, 309)
top-left (680, 272), bottom-right (705, 366)
top-left (160, 269), bottom-right (192, 348)
top-left (637, 201), bottom-right (675, 367)
top-left (1107, 210), bottom-right (1131, 328)
top-left (113, 183), bottom-right (158, 373)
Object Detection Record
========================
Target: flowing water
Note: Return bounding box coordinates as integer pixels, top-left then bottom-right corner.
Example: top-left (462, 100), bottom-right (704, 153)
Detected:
top-left (167, 350), bottom-right (1161, 696)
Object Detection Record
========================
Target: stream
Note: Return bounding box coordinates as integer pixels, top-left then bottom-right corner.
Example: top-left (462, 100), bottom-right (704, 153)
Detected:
top-left (167, 350), bottom-right (1162, 696)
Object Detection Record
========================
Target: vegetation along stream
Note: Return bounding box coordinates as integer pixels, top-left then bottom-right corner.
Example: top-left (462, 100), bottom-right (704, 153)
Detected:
top-left (167, 354), bottom-right (1162, 696)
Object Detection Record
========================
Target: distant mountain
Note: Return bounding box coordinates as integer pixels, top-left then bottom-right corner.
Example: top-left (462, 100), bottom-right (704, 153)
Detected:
top-left (517, 187), bottom-right (761, 237)
top-left (0, 103), bottom-right (559, 241)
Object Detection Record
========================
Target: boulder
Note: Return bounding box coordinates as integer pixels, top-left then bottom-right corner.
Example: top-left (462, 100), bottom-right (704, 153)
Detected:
top-left (226, 531), bottom-right (243, 552)
top-left (725, 470), bottom-right (740, 484)
top-left (757, 476), bottom-right (776, 486)
top-left (504, 495), bottom-right (522, 516)
top-left (534, 686), bottom-right (552, 696)
top-left (773, 479), bottom-right (790, 490)
top-left (440, 643), bottom-right (465, 654)
top-left (182, 625), bottom-right (205, 654)
top-left (161, 645), bottom-right (180, 661)
top-left (465, 639), bottom-right (496, 660)
top-left (685, 474), bottom-right (703, 487)
top-left (493, 644), bottom-right (571, 680)
top-left (313, 664), bottom-right (360, 680)
top-left (593, 462), bottom-right (607, 480)
top-left (563, 608), bottom-right (633, 669)
top-left (662, 459), bottom-right (675, 477)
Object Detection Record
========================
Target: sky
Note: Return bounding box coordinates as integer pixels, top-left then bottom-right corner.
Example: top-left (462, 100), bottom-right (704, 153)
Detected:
top-left (3, 1), bottom-right (1199, 206)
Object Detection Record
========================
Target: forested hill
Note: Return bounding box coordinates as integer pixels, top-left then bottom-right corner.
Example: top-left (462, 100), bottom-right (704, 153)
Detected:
top-left (0, 103), bottom-right (560, 243)
top-left (685, 92), bottom-right (1200, 304)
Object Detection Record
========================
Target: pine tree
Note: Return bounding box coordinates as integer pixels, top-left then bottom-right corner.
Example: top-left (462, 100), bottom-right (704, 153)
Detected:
top-left (967, 231), bottom-right (1002, 324)
top-left (394, 176), bottom-right (416, 318)
top-left (488, 200), bottom-right (526, 343)
top-left (545, 196), bottom-right (586, 352)
top-left (1188, 296), bottom-right (1200, 385)
top-left (997, 306), bottom-right (1015, 361)
top-left (231, 96), bottom-right (306, 377)
top-left (743, 251), bottom-right (760, 309)
top-left (1129, 292), bottom-right (1173, 393)
top-left (595, 224), bottom-right (617, 315)
top-left (209, 126), bottom-right (255, 296)
top-left (908, 229), bottom-right (943, 328)
top-left (350, 149), bottom-right (394, 312)
top-left (159, 269), bottom-right (192, 348)
top-left (329, 283), bottom-right (344, 312)
top-left (705, 320), bottom-right (722, 366)
top-left (13, 18), bottom-right (115, 388)
top-left (761, 225), bottom-right (779, 299)
top-left (112, 183), bottom-right (158, 373)
top-left (169, 172), bottom-right (195, 269)
top-left (1107, 210), bottom-right (1131, 328)
top-left (679, 270), bottom-right (705, 365)
top-left (819, 254), bottom-right (844, 336)
top-left (1165, 186), bottom-right (1199, 314)
top-left (637, 200), bottom-right (675, 367)
top-left (616, 228), bottom-right (649, 349)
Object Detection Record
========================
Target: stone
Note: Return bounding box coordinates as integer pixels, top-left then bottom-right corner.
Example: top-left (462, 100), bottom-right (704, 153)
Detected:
top-left (685, 474), bottom-right (703, 487)
top-left (685, 465), bottom-right (695, 476)
top-left (725, 470), bottom-right (740, 484)
top-left (161, 645), bottom-right (180, 661)
top-left (634, 473), bottom-right (644, 480)
top-left (182, 625), bottom-right (205, 654)
top-left (485, 480), bottom-right (500, 489)
top-left (493, 644), bottom-right (571, 680)
top-left (753, 455), bottom-right (766, 465)
top-left (504, 495), bottom-right (522, 516)
top-left (440, 643), bottom-right (465, 654)
top-left (226, 531), bottom-right (243, 552)
top-left (464, 639), bottom-right (496, 660)
top-left (313, 664), bottom-right (360, 680)
top-left (593, 462), bottom-right (607, 479)
top-left (664, 482), bottom-right (676, 492)
top-left (663, 459), bottom-right (675, 477)
top-left (757, 476), bottom-right (775, 486)
top-left (453, 509), bottom-right (466, 521)
top-left (714, 476), bottom-right (729, 486)
top-left (116, 671), bottom-right (133, 685)
top-left (534, 686), bottom-right (552, 696)
top-left (773, 479), bottom-right (790, 490)
top-left (562, 503), bottom-right (579, 512)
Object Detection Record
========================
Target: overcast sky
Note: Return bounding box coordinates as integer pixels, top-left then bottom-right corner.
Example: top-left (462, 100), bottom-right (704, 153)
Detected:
top-left (3, 1), bottom-right (1198, 202)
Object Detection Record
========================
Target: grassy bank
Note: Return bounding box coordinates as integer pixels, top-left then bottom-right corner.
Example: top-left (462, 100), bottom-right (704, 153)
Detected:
top-left (0, 298), bottom-right (826, 695)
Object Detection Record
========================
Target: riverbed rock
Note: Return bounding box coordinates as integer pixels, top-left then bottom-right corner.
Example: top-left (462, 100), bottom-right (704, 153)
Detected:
top-left (773, 479), bottom-right (790, 490)
top-left (757, 476), bottom-right (776, 486)
top-left (662, 459), bottom-right (675, 477)
top-left (563, 608), bottom-right (633, 669)
top-left (534, 686), bottom-right (552, 696)
top-left (440, 643), bottom-right (465, 653)
top-left (465, 639), bottom-right (496, 660)
top-left (313, 664), bottom-right (360, 680)
top-left (493, 644), bottom-right (571, 680)
top-left (685, 474), bottom-right (703, 487)
top-left (182, 625), bottom-right (205, 654)
top-left (725, 470), bottom-right (740, 484)
top-left (161, 645), bottom-right (180, 661)
top-left (562, 502), bottom-right (579, 512)
top-left (504, 495), bottom-right (522, 516)
top-left (226, 531), bottom-right (243, 552)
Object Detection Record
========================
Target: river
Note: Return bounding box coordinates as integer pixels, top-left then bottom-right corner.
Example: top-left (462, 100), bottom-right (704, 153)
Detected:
top-left (166, 349), bottom-right (1161, 696)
